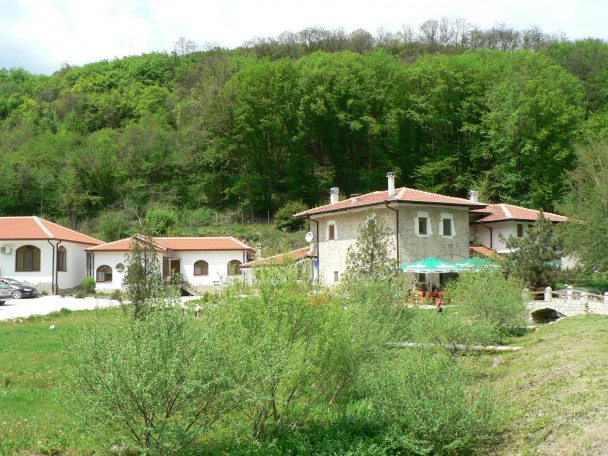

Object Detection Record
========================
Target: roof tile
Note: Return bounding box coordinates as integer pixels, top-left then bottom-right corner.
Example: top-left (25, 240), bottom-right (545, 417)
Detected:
top-left (471, 204), bottom-right (567, 223)
top-left (294, 187), bottom-right (485, 218)
top-left (0, 217), bottom-right (103, 245)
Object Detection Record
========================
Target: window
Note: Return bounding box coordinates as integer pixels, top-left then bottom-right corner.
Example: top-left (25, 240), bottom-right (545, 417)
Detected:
top-left (334, 271), bottom-right (339, 282)
top-left (442, 219), bottom-right (452, 236)
top-left (16, 245), bottom-right (40, 272)
top-left (227, 260), bottom-right (242, 276)
top-left (194, 260), bottom-right (209, 276)
top-left (327, 221), bottom-right (337, 240)
top-left (440, 213), bottom-right (455, 237)
top-left (415, 212), bottom-right (431, 236)
top-left (57, 246), bottom-right (67, 271)
top-left (96, 265), bottom-right (112, 282)
top-left (418, 217), bottom-right (428, 235)
top-left (517, 224), bottom-right (524, 238)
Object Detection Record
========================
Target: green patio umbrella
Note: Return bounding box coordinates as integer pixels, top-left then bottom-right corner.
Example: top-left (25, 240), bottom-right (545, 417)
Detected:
top-left (398, 257), bottom-right (464, 273)
top-left (454, 257), bottom-right (501, 270)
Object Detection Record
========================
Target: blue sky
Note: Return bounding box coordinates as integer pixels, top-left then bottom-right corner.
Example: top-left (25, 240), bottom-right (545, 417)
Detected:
top-left (1, 0), bottom-right (606, 75)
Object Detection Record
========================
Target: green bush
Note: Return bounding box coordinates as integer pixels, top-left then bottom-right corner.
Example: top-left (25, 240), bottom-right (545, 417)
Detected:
top-left (216, 270), bottom-right (399, 439)
top-left (81, 277), bottom-right (96, 294)
top-left (64, 297), bottom-right (232, 454)
top-left (368, 350), bottom-right (502, 456)
top-left (274, 200), bottom-right (308, 232)
top-left (445, 270), bottom-right (528, 344)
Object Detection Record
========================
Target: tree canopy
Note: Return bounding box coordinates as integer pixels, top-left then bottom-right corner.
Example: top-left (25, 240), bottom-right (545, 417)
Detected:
top-left (0, 28), bottom-right (603, 244)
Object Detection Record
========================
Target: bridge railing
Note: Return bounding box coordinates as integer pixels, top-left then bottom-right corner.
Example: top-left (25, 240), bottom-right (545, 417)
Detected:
top-left (535, 286), bottom-right (608, 305)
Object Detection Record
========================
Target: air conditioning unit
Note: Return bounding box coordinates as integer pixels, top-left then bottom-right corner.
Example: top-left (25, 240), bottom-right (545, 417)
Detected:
top-left (0, 246), bottom-right (12, 254)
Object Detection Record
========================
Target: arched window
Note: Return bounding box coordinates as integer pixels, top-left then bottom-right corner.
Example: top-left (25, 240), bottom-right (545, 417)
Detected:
top-left (227, 260), bottom-right (242, 276)
top-left (57, 246), bottom-right (67, 271)
top-left (194, 260), bottom-right (209, 276)
top-left (96, 265), bottom-right (113, 282)
top-left (16, 245), bottom-right (41, 272)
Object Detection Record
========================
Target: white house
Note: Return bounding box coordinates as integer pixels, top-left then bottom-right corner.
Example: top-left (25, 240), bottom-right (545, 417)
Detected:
top-left (293, 173), bottom-right (488, 285)
top-left (469, 203), bottom-right (568, 254)
top-left (0, 216), bottom-right (103, 293)
top-left (86, 236), bottom-right (255, 292)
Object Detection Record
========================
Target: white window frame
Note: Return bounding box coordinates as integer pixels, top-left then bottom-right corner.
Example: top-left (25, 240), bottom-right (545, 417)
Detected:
top-left (415, 211), bottom-right (432, 237)
top-left (439, 212), bottom-right (455, 238)
top-left (326, 220), bottom-right (337, 241)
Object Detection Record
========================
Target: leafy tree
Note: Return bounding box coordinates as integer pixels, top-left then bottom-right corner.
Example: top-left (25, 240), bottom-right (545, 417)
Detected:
top-left (504, 215), bottom-right (563, 288)
top-left (344, 214), bottom-right (396, 281)
top-left (64, 296), bottom-right (231, 454)
top-left (559, 139), bottom-right (608, 273)
top-left (144, 207), bottom-right (180, 236)
top-left (123, 235), bottom-right (163, 318)
top-left (274, 200), bottom-right (308, 232)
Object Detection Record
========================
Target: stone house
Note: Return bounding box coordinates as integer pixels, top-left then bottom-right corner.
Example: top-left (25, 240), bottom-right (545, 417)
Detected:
top-left (294, 173), bottom-right (487, 285)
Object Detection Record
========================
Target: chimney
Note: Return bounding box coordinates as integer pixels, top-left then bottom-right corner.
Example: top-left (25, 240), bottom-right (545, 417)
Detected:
top-left (469, 190), bottom-right (479, 203)
top-left (387, 172), bottom-right (395, 197)
top-left (330, 187), bottom-right (339, 204)
top-left (256, 243), bottom-right (263, 259)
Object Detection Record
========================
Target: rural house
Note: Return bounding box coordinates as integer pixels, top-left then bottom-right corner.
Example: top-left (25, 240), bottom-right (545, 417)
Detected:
top-left (294, 173), bottom-right (487, 285)
top-left (0, 216), bottom-right (103, 293)
top-left (86, 235), bottom-right (255, 293)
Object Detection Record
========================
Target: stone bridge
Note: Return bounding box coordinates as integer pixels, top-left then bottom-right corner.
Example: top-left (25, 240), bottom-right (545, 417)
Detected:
top-left (526, 286), bottom-right (608, 323)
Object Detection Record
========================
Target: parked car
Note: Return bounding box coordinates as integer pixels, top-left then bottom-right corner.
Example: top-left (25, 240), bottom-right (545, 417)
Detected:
top-left (0, 278), bottom-right (38, 299)
top-left (0, 282), bottom-right (12, 304)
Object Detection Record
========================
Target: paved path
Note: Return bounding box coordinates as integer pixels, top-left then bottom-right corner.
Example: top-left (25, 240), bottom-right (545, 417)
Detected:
top-left (0, 296), bottom-right (121, 321)
top-left (0, 295), bottom-right (203, 321)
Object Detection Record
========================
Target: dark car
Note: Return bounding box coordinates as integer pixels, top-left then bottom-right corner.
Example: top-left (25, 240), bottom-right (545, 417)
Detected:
top-left (0, 278), bottom-right (38, 299)
top-left (0, 282), bottom-right (12, 304)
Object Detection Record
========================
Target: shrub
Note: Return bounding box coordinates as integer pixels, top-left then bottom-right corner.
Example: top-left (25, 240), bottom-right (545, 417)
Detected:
top-left (216, 270), bottom-right (400, 440)
top-left (274, 201), bottom-right (308, 232)
top-left (368, 349), bottom-right (502, 455)
top-left (81, 277), bottom-right (96, 294)
top-left (446, 270), bottom-right (527, 343)
top-left (64, 297), bottom-right (232, 454)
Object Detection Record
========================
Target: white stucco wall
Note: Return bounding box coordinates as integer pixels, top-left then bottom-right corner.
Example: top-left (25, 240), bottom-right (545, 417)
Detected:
top-left (313, 204), bottom-right (470, 286)
top-left (0, 240), bottom-right (93, 292)
top-left (91, 250), bottom-right (249, 291)
top-left (470, 221), bottom-right (530, 253)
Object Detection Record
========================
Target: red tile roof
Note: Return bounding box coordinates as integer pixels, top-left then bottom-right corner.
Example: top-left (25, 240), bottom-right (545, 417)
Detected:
top-left (87, 235), bottom-right (254, 252)
top-left (0, 216), bottom-right (103, 245)
top-left (294, 187), bottom-right (486, 218)
top-left (469, 244), bottom-right (500, 258)
top-left (241, 247), bottom-right (312, 268)
top-left (471, 204), bottom-right (567, 223)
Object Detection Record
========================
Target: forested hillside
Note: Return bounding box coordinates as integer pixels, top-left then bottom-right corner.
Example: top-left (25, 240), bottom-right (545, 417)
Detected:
top-left (1, 22), bottom-right (607, 240)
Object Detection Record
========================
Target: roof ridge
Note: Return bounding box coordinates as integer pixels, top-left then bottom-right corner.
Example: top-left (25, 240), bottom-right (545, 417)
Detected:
top-left (500, 204), bottom-right (513, 219)
top-left (34, 216), bottom-right (55, 238)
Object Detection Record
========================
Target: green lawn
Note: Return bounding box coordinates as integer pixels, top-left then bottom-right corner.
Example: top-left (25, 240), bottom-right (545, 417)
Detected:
top-left (2, 309), bottom-right (608, 455)
top-left (482, 315), bottom-right (608, 455)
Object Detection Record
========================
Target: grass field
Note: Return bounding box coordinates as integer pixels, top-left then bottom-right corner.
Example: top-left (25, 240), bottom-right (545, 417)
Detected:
top-left (2, 309), bottom-right (608, 455)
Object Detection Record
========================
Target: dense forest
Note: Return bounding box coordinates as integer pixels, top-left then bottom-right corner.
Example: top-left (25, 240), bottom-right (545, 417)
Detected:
top-left (1, 19), bottom-right (607, 240)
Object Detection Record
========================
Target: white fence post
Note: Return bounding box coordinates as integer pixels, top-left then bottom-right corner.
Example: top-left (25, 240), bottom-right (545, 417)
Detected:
top-left (604, 292), bottom-right (608, 306)
top-left (545, 286), bottom-right (552, 302)
top-left (580, 292), bottom-right (589, 315)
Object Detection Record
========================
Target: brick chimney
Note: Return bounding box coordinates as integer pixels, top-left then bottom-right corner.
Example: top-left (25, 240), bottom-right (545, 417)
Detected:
top-left (387, 172), bottom-right (395, 197)
top-left (330, 187), bottom-right (339, 204)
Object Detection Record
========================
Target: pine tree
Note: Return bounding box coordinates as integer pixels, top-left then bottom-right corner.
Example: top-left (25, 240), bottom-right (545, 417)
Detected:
top-left (344, 214), bottom-right (396, 281)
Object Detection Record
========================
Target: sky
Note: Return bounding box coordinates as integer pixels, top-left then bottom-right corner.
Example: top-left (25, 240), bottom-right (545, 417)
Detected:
top-left (1, 0), bottom-right (607, 75)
